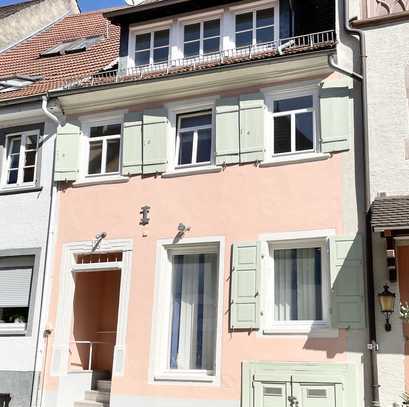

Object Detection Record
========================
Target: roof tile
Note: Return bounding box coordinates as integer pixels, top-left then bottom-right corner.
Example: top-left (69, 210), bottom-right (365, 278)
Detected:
top-left (371, 195), bottom-right (409, 230)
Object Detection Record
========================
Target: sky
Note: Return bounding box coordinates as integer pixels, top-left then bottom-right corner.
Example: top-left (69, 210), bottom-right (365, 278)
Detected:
top-left (0, 0), bottom-right (127, 12)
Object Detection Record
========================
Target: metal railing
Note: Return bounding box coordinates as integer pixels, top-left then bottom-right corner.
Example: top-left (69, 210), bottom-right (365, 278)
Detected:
top-left (62, 30), bottom-right (335, 90)
top-left (70, 340), bottom-right (114, 371)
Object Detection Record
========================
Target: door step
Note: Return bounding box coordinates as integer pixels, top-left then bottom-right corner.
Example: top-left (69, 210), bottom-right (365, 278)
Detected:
top-left (74, 380), bottom-right (111, 407)
top-left (85, 390), bottom-right (110, 403)
top-left (73, 401), bottom-right (108, 407)
top-left (96, 380), bottom-right (112, 392)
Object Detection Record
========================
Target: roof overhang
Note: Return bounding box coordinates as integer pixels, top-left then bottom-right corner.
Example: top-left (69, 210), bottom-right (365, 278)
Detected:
top-left (51, 50), bottom-right (334, 115)
top-left (0, 100), bottom-right (44, 128)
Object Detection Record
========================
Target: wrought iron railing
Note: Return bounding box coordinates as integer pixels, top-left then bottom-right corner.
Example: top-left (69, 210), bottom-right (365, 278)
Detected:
top-left (62, 30), bottom-right (335, 90)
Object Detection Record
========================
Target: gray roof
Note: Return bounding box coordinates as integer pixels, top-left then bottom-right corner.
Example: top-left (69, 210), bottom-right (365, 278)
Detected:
top-left (0, 0), bottom-right (45, 19)
top-left (371, 195), bottom-right (409, 230)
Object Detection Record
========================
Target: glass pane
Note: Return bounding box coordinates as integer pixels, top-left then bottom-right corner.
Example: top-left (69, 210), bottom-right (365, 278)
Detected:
top-left (274, 115), bottom-right (291, 154)
top-left (9, 138), bottom-right (21, 154)
top-left (153, 47), bottom-right (169, 63)
top-left (296, 112), bottom-right (314, 151)
top-left (135, 33), bottom-right (151, 51)
top-left (274, 248), bottom-right (322, 321)
top-left (236, 12), bottom-right (253, 32)
top-left (7, 169), bottom-right (18, 184)
top-left (154, 29), bottom-right (169, 47)
top-left (88, 141), bottom-right (103, 175)
top-left (0, 307), bottom-right (29, 324)
top-left (135, 50), bottom-right (150, 66)
top-left (25, 135), bottom-right (37, 150)
top-left (180, 113), bottom-right (212, 129)
top-left (106, 139), bottom-right (120, 173)
top-left (256, 7), bottom-right (274, 27)
top-left (203, 38), bottom-right (220, 54)
top-left (236, 31), bottom-right (253, 48)
top-left (197, 129), bottom-right (212, 163)
top-left (256, 27), bottom-right (274, 44)
top-left (178, 132), bottom-right (193, 165)
top-left (23, 167), bottom-right (35, 183)
top-left (9, 154), bottom-right (20, 169)
top-left (274, 96), bottom-right (313, 113)
top-left (169, 253), bottom-right (218, 371)
top-left (184, 41), bottom-right (200, 58)
top-left (25, 151), bottom-right (36, 166)
top-left (184, 23), bottom-right (200, 42)
top-left (90, 124), bottom-right (121, 138)
top-left (204, 19), bottom-right (220, 38)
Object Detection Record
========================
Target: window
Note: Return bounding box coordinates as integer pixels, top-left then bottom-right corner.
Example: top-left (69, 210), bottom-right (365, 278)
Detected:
top-left (134, 29), bottom-right (170, 66)
top-left (40, 36), bottom-right (104, 57)
top-left (184, 19), bottom-right (221, 58)
top-left (235, 7), bottom-right (275, 48)
top-left (87, 124), bottom-right (121, 176)
top-left (272, 95), bottom-right (316, 155)
top-left (175, 111), bottom-right (213, 168)
top-left (2, 131), bottom-right (39, 187)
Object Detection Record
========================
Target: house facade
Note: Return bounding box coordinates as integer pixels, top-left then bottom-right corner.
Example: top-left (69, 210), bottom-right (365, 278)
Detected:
top-left (35, 1), bottom-right (370, 407)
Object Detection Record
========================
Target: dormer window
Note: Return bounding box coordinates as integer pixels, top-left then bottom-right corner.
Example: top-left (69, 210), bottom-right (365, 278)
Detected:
top-left (183, 19), bottom-right (221, 58)
top-left (135, 29), bottom-right (170, 66)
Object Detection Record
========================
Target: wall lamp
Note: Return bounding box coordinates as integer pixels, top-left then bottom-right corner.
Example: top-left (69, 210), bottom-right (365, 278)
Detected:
top-left (378, 285), bottom-right (396, 332)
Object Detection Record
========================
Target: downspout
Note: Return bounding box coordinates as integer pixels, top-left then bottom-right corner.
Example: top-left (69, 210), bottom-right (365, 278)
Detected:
top-left (29, 95), bottom-right (62, 407)
top-left (330, 1), bottom-right (379, 406)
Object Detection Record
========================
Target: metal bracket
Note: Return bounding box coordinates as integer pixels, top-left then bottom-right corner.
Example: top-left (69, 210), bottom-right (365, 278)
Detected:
top-left (367, 343), bottom-right (379, 351)
top-left (140, 206), bottom-right (151, 226)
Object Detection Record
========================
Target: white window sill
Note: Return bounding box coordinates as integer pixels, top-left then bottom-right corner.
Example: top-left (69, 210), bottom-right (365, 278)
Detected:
top-left (154, 370), bottom-right (216, 383)
top-left (260, 153), bottom-right (330, 167)
top-left (0, 185), bottom-right (42, 195)
top-left (162, 166), bottom-right (222, 178)
top-left (73, 175), bottom-right (129, 187)
top-left (262, 323), bottom-right (339, 338)
top-left (0, 322), bottom-right (27, 334)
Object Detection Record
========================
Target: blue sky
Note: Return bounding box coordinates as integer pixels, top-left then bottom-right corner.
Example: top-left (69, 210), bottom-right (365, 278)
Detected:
top-left (0, 0), bottom-right (126, 12)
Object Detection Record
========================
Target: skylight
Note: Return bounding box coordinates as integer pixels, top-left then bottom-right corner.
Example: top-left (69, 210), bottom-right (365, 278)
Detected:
top-left (40, 35), bottom-right (104, 57)
top-left (0, 75), bottom-right (41, 93)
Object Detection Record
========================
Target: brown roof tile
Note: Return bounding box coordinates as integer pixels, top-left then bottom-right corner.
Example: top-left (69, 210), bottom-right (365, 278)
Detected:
top-left (0, 0), bottom-right (45, 19)
top-left (371, 195), bottom-right (409, 230)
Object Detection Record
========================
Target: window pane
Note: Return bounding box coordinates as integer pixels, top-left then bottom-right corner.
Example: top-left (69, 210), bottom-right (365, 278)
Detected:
top-left (236, 31), bottom-right (253, 48)
top-left (153, 47), bottom-right (169, 63)
top-left (135, 50), bottom-right (150, 66)
top-left (274, 96), bottom-right (313, 113)
top-left (274, 248), bottom-right (322, 321)
top-left (135, 33), bottom-right (151, 51)
top-left (236, 12), bottom-right (253, 32)
top-left (7, 170), bottom-right (18, 184)
top-left (106, 139), bottom-right (120, 173)
top-left (296, 112), bottom-right (314, 151)
top-left (256, 27), bottom-right (274, 44)
top-left (154, 29), bottom-right (169, 47)
top-left (9, 138), bottom-right (21, 154)
top-left (0, 307), bottom-right (29, 324)
top-left (90, 124), bottom-right (121, 138)
top-left (197, 129), bottom-right (212, 163)
top-left (180, 113), bottom-right (212, 129)
top-left (25, 151), bottom-right (36, 166)
top-left (184, 41), bottom-right (200, 58)
top-left (204, 19), bottom-right (220, 38)
top-left (178, 132), bottom-right (194, 165)
top-left (23, 167), bottom-right (35, 183)
top-left (25, 135), bottom-right (37, 150)
top-left (204, 38), bottom-right (220, 54)
top-left (88, 141), bottom-right (103, 174)
top-left (274, 115), bottom-right (291, 154)
top-left (184, 23), bottom-right (200, 42)
top-left (9, 154), bottom-right (20, 169)
top-left (170, 253), bottom-right (218, 371)
top-left (256, 8), bottom-right (274, 27)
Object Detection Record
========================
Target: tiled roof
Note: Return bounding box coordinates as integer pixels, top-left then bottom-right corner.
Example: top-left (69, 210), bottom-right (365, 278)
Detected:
top-left (0, 10), bottom-right (120, 102)
top-left (371, 195), bottom-right (409, 230)
top-left (0, 0), bottom-right (44, 19)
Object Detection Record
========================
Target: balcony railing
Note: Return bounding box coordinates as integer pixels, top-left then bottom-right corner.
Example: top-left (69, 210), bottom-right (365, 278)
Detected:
top-left (62, 30), bottom-right (335, 91)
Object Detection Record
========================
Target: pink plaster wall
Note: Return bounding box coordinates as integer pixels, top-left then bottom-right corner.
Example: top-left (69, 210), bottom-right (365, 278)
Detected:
top-left (45, 158), bottom-right (347, 400)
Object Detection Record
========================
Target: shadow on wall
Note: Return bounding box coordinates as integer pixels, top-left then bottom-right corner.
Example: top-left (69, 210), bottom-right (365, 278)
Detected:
top-left (0, 394), bottom-right (11, 407)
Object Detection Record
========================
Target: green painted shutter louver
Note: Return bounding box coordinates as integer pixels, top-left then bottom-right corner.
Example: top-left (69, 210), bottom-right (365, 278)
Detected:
top-left (55, 122), bottom-right (81, 182)
top-left (320, 78), bottom-right (353, 153)
top-left (231, 242), bottom-right (261, 330)
top-left (239, 93), bottom-right (265, 163)
top-left (330, 235), bottom-right (365, 329)
top-left (143, 108), bottom-right (168, 175)
top-left (122, 112), bottom-right (143, 176)
top-left (215, 97), bottom-right (240, 165)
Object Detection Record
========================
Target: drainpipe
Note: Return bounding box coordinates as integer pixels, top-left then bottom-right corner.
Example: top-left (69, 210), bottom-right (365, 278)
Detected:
top-left (29, 95), bottom-right (62, 407)
top-left (330, 1), bottom-right (379, 406)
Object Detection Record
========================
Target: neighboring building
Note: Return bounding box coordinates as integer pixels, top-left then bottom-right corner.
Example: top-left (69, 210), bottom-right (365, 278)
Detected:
top-left (0, 10), bottom-right (120, 407)
top-left (23, 1), bottom-right (372, 407)
top-left (352, 0), bottom-right (409, 405)
top-left (0, 0), bottom-right (79, 53)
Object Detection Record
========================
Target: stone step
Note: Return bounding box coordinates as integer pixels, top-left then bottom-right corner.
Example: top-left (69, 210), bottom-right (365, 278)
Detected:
top-left (85, 390), bottom-right (110, 403)
top-left (96, 380), bottom-right (111, 392)
top-left (74, 401), bottom-right (108, 407)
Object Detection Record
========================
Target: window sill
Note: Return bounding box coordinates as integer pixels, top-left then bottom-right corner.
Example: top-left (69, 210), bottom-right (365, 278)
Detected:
top-left (260, 153), bottom-right (331, 167)
top-left (154, 370), bottom-right (216, 383)
top-left (0, 322), bottom-right (27, 335)
top-left (262, 324), bottom-right (339, 338)
top-left (162, 166), bottom-right (222, 178)
top-left (73, 175), bottom-right (129, 188)
top-left (0, 185), bottom-right (42, 195)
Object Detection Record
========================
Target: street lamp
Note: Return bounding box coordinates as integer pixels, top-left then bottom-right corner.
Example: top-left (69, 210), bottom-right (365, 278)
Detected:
top-left (378, 285), bottom-right (396, 332)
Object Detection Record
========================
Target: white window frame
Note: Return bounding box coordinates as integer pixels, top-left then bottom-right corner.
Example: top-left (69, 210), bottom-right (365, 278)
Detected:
top-left (1, 130), bottom-right (39, 188)
top-left (258, 230), bottom-right (338, 337)
top-left (150, 236), bottom-right (225, 385)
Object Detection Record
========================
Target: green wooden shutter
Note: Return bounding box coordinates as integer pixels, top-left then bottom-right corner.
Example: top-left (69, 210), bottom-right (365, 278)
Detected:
top-left (231, 242), bottom-right (261, 330)
top-left (330, 235), bottom-right (365, 329)
top-left (239, 93), bottom-right (265, 163)
top-left (320, 78), bottom-right (353, 153)
top-left (55, 122), bottom-right (81, 182)
top-left (215, 97), bottom-right (240, 165)
top-left (122, 112), bottom-right (143, 176)
top-left (142, 108), bottom-right (168, 175)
